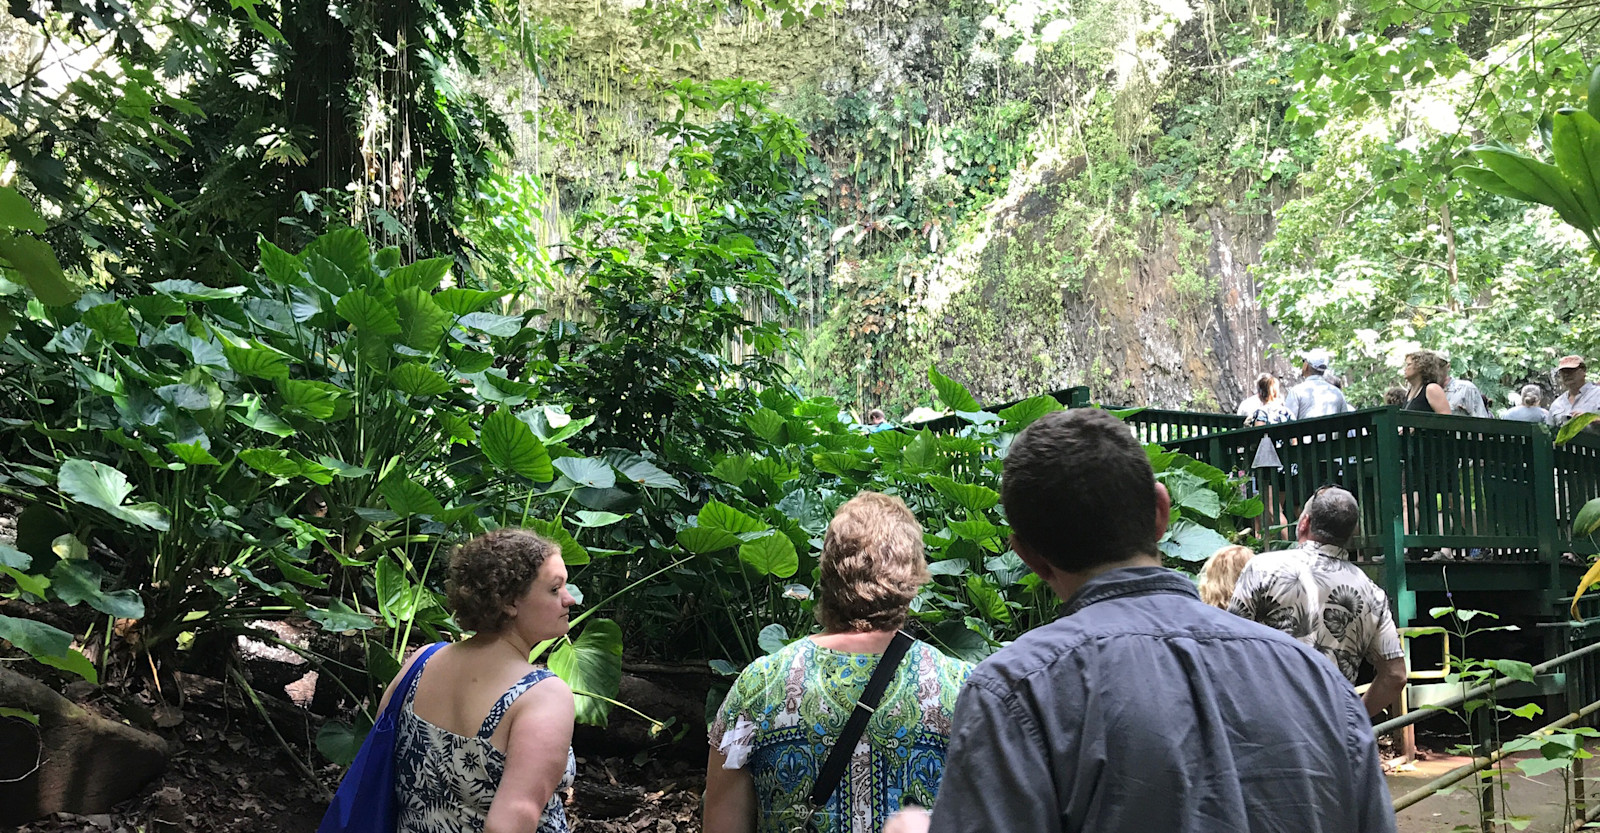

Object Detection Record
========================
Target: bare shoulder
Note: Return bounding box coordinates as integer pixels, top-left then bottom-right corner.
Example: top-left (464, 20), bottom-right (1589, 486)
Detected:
top-left (510, 670), bottom-right (574, 715)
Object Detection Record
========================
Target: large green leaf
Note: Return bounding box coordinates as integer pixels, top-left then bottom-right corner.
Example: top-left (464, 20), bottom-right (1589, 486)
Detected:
top-left (679, 525), bottom-right (741, 554)
top-left (49, 560), bottom-right (145, 618)
top-left (257, 239), bottom-right (305, 286)
top-left (1162, 470), bottom-right (1223, 519)
top-left (1557, 413), bottom-right (1600, 445)
top-left (335, 288), bottom-right (400, 336)
top-left (1551, 109), bottom-right (1600, 228)
top-left (231, 395), bottom-right (296, 437)
top-left (744, 409), bottom-right (788, 443)
top-left (0, 544), bottom-right (30, 570)
top-left (1575, 497), bottom-right (1600, 537)
top-left (165, 442), bottom-right (220, 466)
top-left (1454, 165), bottom-right (1541, 203)
top-left (553, 457), bottom-right (616, 489)
top-left (739, 533), bottom-right (798, 578)
top-left (549, 619), bottom-right (623, 726)
top-left (57, 459), bottom-right (170, 530)
top-left (0, 186), bottom-right (46, 232)
top-left (387, 257), bottom-right (453, 294)
top-left (316, 713), bottom-right (373, 766)
top-left (997, 395), bottom-right (1063, 431)
top-left (480, 409), bottom-right (553, 481)
top-left (395, 287), bottom-right (452, 352)
top-left (604, 451), bottom-right (683, 491)
top-left (1474, 145), bottom-right (1593, 230)
top-left (527, 518), bottom-right (590, 566)
top-left (240, 448), bottom-right (303, 481)
top-left (278, 379), bottom-right (344, 419)
top-left (149, 279), bottom-right (248, 301)
top-left (0, 234), bottom-right (77, 306)
top-left (457, 312), bottom-right (525, 337)
top-left (221, 339), bottom-right (291, 381)
top-left (929, 366), bottom-right (982, 412)
top-left (390, 363), bottom-right (454, 397)
top-left (927, 475), bottom-right (1000, 512)
top-left (0, 614), bottom-right (94, 681)
top-left (966, 574), bottom-right (1011, 623)
top-left (379, 474), bottom-right (444, 517)
top-left (374, 555), bottom-right (420, 627)
top-left (434, 288), bottom-right (498, 315)
top-left (306, 600), bottom-right (377, 632)
top-left (80, 303), bottom-right (138, 346)
top-left (0, 613), bottom-right (70, 657)
top-left (1159, 520), bottom-right (1231, 563)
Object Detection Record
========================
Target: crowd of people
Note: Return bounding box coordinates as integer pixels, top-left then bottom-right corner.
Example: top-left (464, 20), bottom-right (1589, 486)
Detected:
top-left (325, 408), bottom-right (1409, 833)
top-left (1238, 350), bottom-right (1600, 432)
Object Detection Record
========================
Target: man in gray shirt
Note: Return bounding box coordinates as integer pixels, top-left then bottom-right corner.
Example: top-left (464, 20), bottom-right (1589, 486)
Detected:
top-left (1550, 355), bottom-right (1600, 434)
top-left (1444, 359), bottom-right (1491, 418)
top-left (1285, 350), bottom-right (1351, 419)
top-left (887, 409), bottom-right (1395, 833)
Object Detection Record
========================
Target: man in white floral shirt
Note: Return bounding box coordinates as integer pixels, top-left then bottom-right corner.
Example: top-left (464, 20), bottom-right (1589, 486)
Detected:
top-left (1229, 486), bottom-right (1407, 716)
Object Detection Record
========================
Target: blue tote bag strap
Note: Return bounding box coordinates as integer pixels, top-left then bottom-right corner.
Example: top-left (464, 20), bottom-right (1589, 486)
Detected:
top-left (317, 642), bottom-right (447, 833)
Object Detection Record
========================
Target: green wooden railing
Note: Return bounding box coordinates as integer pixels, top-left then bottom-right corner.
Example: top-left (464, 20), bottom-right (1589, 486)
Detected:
top-left (1124, 408), bottom-right (1246, 445)
top-left (1156, 407), bottom-right (1600, 627)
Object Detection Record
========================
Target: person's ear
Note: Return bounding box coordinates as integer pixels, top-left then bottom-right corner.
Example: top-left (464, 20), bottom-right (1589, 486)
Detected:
top-left (1153, 482), bottom-right (1172, 540)
top-left (1012, 534), bottom-right (1055, 582)
top-left (1297, 510), bottom-right (1310, 540)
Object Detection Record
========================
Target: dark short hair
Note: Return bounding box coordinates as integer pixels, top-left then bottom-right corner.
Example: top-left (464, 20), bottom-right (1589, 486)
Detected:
top-left (1002, 409), bottom-right (1158, 571)
top-left (446, 528), bottom-right (558, 632)
top-left (867, 409), bottom-right (886, 422)
top-left (1302, 487), bottom-right (1359, 546)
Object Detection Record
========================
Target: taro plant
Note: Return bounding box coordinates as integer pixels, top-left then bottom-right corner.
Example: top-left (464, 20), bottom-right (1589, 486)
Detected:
top-left (1455, 64), bottom-right (1600, 258)
top-left (0, 226), bottom-right (657, 737)
top-left (655, 367), bottom-right (1261, 669)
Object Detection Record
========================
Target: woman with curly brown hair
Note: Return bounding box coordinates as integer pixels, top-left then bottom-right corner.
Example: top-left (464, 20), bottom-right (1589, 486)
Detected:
top-left (1402, 350), bottom-right (1452, 414)
top-left (704, 492), bottom-right (974, 833)
top-left (378, 528), bottom-right (579, 833)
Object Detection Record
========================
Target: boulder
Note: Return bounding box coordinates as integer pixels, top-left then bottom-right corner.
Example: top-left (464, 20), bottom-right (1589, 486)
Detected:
top-left (0, 667), bottom-right (169, 826)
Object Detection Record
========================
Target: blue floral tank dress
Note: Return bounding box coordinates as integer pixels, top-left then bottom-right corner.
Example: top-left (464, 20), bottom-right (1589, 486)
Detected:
top-left (394, 653), bottom-right (575, 833)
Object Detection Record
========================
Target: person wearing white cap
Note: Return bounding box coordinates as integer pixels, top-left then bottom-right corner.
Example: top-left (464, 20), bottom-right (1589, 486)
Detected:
top-left (1283, 350), bottom-right (1350, 419)
top-left (1549, 356), bottom-right (1600, 433)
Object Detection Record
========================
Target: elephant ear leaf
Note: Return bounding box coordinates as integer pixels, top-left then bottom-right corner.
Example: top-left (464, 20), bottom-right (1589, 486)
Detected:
top-left (1550, 109), bottom-right (1600, 231)
top-left (1454, 165), bottom-right (1540, 203)
top-left (1473, 145), bottom-right (1593, 230)
top-left (1588, 63), bottom-right (1600, 122)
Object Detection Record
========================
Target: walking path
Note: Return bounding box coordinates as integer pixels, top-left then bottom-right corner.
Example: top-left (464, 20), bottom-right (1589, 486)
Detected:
top-left (1390, 752), bottom-right (1588, 832)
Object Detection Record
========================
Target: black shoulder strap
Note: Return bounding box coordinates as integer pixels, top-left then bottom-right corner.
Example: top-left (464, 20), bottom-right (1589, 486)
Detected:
top-left (808, 631), bottom-right (916, 809)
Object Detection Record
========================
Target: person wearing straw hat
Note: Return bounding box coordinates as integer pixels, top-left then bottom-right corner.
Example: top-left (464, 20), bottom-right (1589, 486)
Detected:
top-left (1548, 356), bottom-right (1600, 434)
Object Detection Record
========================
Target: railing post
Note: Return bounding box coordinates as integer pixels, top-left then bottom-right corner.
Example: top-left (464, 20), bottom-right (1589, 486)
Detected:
top-left (1375, 409), bottom-right (1412, 627)
top-left (1532, 431), bottom-right (1561, 608)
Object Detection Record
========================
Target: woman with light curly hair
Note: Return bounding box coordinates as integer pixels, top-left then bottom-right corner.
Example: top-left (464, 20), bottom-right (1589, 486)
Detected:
top-left (704, 492), bottom-right (974, 833)
top-left (377, 528), bottom-right (579, 833)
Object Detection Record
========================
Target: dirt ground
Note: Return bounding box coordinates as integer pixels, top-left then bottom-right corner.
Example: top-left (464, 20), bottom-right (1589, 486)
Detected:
top-left (1389, 750), bottom-right (1597, 833)
top-left (10, 697), bottom-right (1595, 833)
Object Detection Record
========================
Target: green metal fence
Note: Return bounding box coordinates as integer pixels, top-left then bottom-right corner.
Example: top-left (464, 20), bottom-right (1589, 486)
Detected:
top-left (1158, 407), bottom-right (1600, 627)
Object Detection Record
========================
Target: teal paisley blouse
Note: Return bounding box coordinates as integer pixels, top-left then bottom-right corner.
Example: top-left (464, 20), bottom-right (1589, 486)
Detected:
top-left (708, 637), bottom-right (973, 833)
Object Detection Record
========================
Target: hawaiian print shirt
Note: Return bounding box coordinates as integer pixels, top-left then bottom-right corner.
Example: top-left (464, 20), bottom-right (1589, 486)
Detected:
top-left (1228, 541), bottom-right (1404, 682)
top-left (395, 659), bottom-right (574, 833)
top-left (709, 637), bottom-right (973, 833)
top-left (1446, 378), bottom-right (1491, 418)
